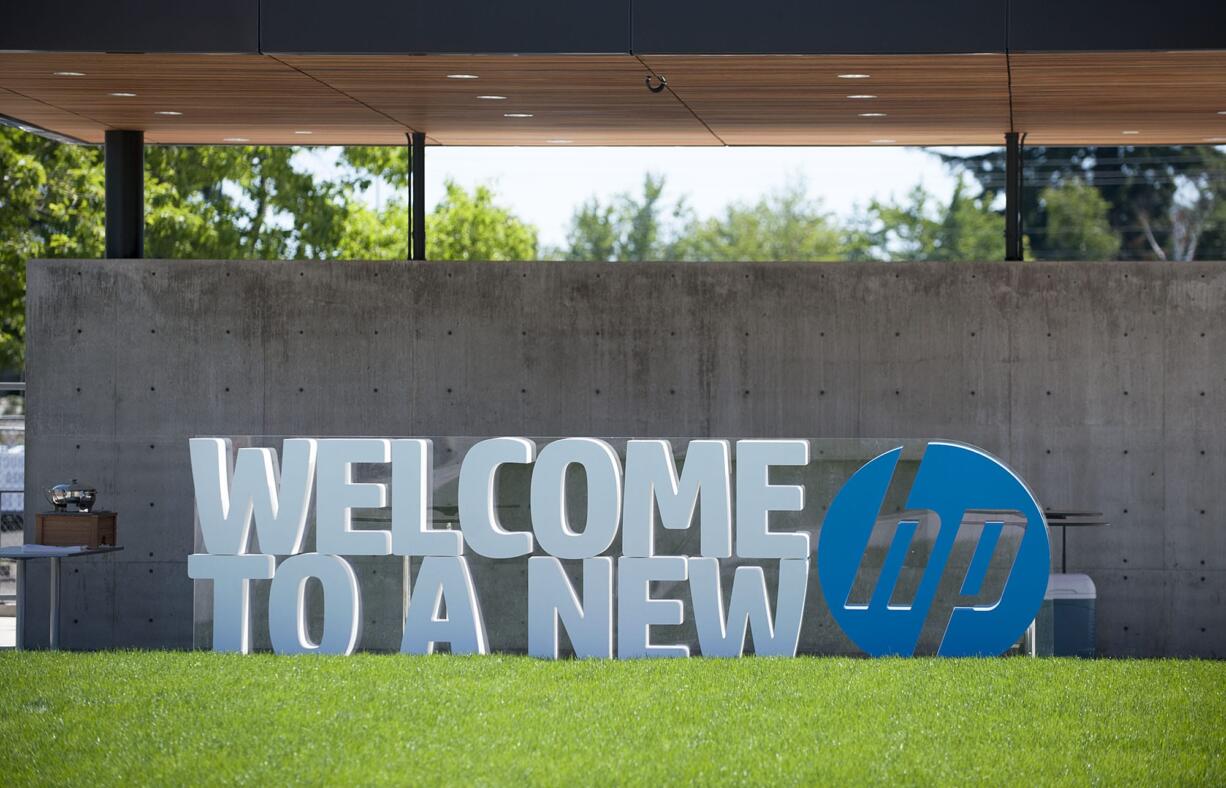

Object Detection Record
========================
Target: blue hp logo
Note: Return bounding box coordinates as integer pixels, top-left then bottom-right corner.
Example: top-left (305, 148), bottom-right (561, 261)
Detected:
top-left (817, 442), bottom-right (1050, 657)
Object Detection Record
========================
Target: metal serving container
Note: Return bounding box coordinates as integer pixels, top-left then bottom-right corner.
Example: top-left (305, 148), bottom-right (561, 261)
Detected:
top-left (45, 479), bottom-right (97, 512)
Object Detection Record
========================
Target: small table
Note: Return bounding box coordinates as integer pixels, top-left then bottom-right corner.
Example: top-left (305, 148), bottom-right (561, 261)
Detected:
top-left (1044, 510), bottom-right (1111, 573)
top-left (0, 544), bottom-right (123, 649)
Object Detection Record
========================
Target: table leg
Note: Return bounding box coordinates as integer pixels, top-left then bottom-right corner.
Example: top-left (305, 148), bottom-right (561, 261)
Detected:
top-left (49, 556), bottom-right (60, 650)
top-left (15, 559), bottom-right (24, 650)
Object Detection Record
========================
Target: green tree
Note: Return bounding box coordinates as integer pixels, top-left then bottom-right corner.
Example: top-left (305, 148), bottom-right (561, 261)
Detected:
top-left (563, 198), bottom-right (618, 261)
top-left (852, 179), bottom-right (1006, 261)
top-left (0, 129), bottom-right (104, 370)
top-left (672, 179), bottom-right (845, 261)
top-left (561, 174), bottom-right (688, 261)
top-left (940, 181), bottom-right (1009, 261)
top-left (425, 181), bottom-right (537, 261)
top-left (338, 200), bottom-right (408, 260)
top-left (144, 146), bottom-right (351, 259)
top-left (618, 174), bottom-right (670, 261)
top-left (340, 182), bottom-right (539, 261)
top-left (939, 145), bottom-right (1226, 260)
top-left (341, 146), bottom-right (409, 190)
top-left (1038, 179), bottom-right (1121, 260)
top-left (338, 145), bottom-right (542, 260)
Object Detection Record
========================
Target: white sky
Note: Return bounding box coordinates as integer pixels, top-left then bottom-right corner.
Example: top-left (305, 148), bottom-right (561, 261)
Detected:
top-left (302, 145), bottom-right (998, 248)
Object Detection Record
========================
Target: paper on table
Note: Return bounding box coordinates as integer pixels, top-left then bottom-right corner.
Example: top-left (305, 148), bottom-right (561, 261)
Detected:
top-left (15, 544), bottom-right (88, 555)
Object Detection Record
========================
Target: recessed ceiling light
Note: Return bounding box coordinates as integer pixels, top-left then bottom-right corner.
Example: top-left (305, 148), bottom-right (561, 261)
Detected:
top-left (871, 139), bottom-right (897, 144)
top-left (1206, 137), bottom-right (1226, 143)
top-left (154, 110), bottom-right (182, 116)
top-left (447, 74), bottom-right (479, 79)
top-left (108, 91), bottom-right (137, 97)
top-left (546, 139), bottom-right (573, 144)
top-left (847, 94), bottom-right (877, 99)
top-left (858, 112), bottom-right (887, 117)
top-left (53, 71), bottom-right (85, 77)
top-left (1121, 130), bottom-right (1140, 135)
top-left (838, 74), bottom-right (871, 79)
top-left (223, 137), bottom-right (249, 143)
top-left (476, 95), bottom-right (507, 100)
top-left (504, 113), bottom-right (534, 118)
top-left (294, 130), bottom-right (313, 135)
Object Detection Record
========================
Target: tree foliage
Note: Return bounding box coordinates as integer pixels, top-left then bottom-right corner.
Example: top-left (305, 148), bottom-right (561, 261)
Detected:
top-left (337, 200), bottom-right (408, 261)
top-left (560, 175), bottom-right (849, 262)
top-left (847, 179), bottom-right (1006, 262)
top-left (0, 130), bottom-right (104, 370)
top-left (673, 179), bottom-right (845, 262)
top-left (557, 173), bottom-right (1011, 264)
top-left (561, 174), bottom-right (687, 261)
top-left (940, 145), bottom-right (1226, 261)
top-left (1039, 179), bottom-right (1121, 260)
top-left (144, 146), bottom-right (351, 259)
top-left (339, 181), bottom-right (538, 262)
top-left (425, 181), bottom-right (537, 261)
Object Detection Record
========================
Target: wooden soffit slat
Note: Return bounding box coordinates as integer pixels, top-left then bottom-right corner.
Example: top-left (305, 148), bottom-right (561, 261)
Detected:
top-left (0, 53), bottom-right (411, 146)
top-left (1011, 51), bottom-right (1226, 146)
top-left (640, 54), bottom-right (1011, 146)
top-left (0, 51), bottom-right (1223, 146)
top-left (277, 54), bottom-right (720, 146)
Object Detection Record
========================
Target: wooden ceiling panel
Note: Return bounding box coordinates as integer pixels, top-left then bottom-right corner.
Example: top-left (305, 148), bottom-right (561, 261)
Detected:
top-left (0, 53), bottom-right (410, 145)
top-left (1011, 51), bottom-right (1226, 145)
top-left (0, 51), bottom-right (1223, 147)
top-left (276, 55), bottom-right (721, 146)
top-left (0, 86), bottom-right (102, 143)
top-left (641, 54), bottom-right (1012, 145)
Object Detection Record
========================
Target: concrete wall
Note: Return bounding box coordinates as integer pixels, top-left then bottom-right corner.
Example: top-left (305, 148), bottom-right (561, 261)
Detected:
top-left (23, 258), bottom-right (1226, 656)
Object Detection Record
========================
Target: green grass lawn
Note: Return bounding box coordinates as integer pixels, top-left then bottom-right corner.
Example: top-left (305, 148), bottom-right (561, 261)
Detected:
top-left (1, 653), bottom-right (1222, 786)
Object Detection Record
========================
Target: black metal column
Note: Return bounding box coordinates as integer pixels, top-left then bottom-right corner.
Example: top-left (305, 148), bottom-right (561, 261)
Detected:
top-left (410, 131), bottom-right (426, 261)
top-left (104, 130), bottom-right (144, 259)
top-left (1005, 131), bottom-right (1023, 262)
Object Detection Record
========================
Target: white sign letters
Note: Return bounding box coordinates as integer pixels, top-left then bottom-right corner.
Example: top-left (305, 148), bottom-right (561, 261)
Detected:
top-left (189, 437), bottom-right (814, 658)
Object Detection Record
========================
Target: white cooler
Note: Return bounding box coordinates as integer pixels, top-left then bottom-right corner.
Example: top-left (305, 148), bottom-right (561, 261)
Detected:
top-left (1035, 573), bottom-right (1097, 657)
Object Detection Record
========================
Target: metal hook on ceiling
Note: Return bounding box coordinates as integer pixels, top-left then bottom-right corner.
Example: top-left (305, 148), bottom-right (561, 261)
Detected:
top-left (644, 74), bottom-right (668, 93)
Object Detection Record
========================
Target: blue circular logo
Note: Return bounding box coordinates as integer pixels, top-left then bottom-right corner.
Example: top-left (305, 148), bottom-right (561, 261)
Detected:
top-left (817, 442), bottom-right (1050, 656)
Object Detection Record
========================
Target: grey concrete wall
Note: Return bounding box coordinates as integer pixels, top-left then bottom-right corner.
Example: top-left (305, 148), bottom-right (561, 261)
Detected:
top-left (23, 258), bottom-right (1226, 657)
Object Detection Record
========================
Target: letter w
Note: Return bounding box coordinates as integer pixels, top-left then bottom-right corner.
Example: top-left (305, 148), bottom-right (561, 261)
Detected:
top-left (690, 557), bottom-right (808, 657)
top-left (190, 438), bottom-right (317, 555)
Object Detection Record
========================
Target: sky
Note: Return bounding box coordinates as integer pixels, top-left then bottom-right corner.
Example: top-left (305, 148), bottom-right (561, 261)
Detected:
top-left (302, 145), bottom-right (999, 249)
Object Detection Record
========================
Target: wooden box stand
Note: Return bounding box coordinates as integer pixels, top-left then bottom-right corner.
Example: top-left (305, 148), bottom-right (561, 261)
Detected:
top-left (35, 511), bottom-right (118, 548)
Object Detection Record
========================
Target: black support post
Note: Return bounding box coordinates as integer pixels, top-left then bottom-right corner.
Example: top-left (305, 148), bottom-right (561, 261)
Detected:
top-left (410, 131), bottom-right (426, 261)
top-left (105, 130), bottom-right (144, 259)
top-left (1004, 131), bottom-right (1023, 262)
